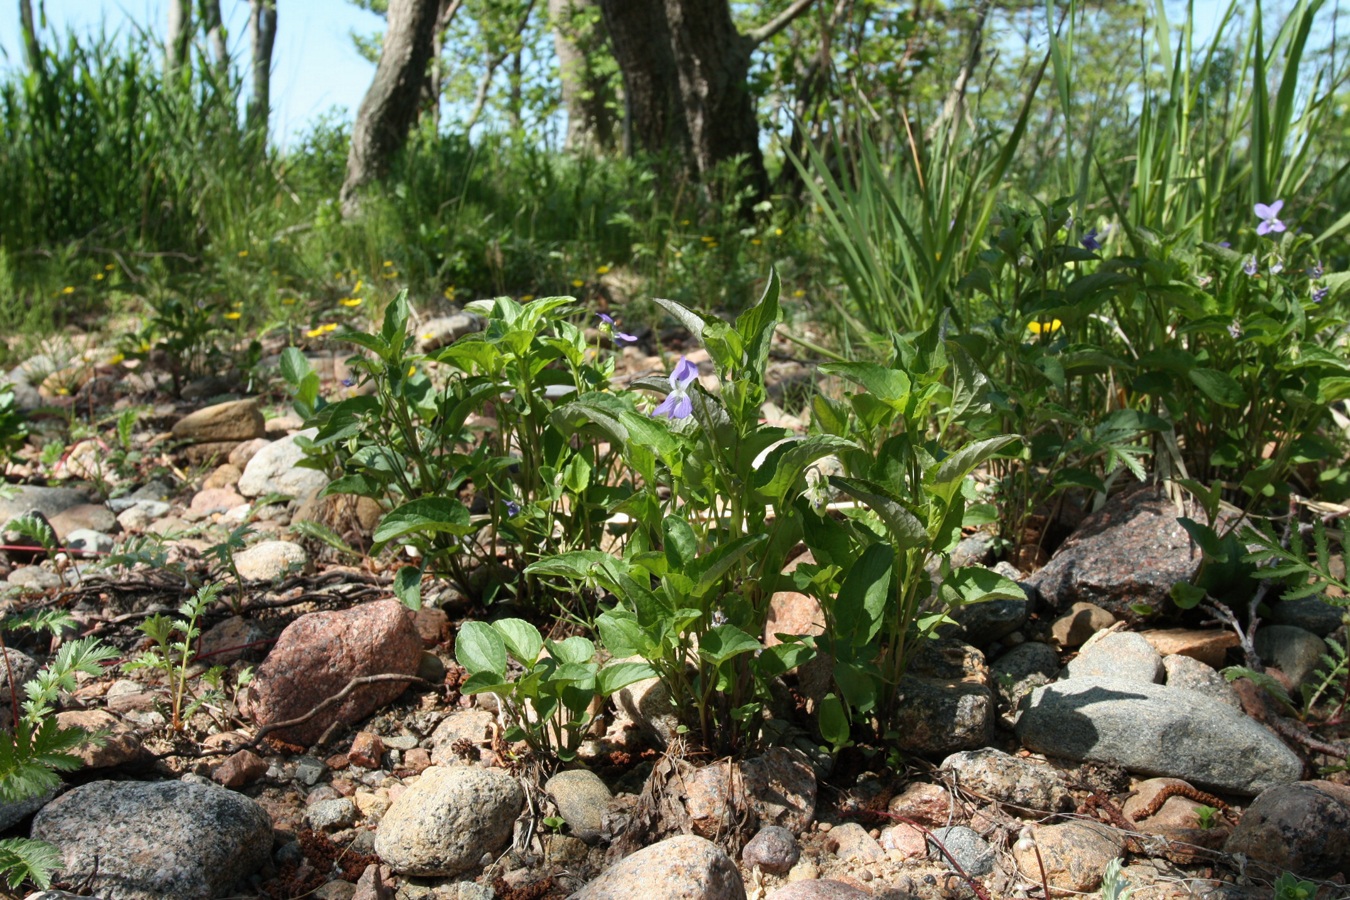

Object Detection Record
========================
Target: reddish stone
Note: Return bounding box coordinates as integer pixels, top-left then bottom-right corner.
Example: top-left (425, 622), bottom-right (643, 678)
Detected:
top-left (213, 749), bottom-right (268, 788)
top-left (412, 607), bottom-right (448, 647)
top-left (240, 599), bottom-right (423, 746)
top-left (349, 731), bottom-right (385, 769)
top-left (402, 748), bottom-right (432, 775)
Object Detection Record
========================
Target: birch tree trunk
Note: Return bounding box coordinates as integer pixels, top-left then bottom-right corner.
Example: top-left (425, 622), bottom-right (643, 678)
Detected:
top-left (198, 0), bottom-right (231, 79)
top-left (166, 0), bottom-right (193, 75)
top-left (19, 0), bottom-right (42, 74)
top-left (549, 0), bottom-right (617, 154)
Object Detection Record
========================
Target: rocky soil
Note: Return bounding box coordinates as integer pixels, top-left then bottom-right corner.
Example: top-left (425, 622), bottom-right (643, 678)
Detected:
top-left (1, 328), bottom-right (1348, 900)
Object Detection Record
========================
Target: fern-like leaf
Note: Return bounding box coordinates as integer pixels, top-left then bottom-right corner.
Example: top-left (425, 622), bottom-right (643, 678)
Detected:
top-left (0, 836), bottom-right (62, 890)
top-left (0, 718), bottom-right (90, 804)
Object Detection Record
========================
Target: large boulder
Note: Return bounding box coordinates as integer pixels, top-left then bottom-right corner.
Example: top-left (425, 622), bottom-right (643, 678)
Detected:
top-left (1015, 677), bottom-right (1302, 795)
top-left (30, 779), bottom-right (272, 900)
top-left (569, 835), bottom-right (744, 900)
top-left (241, 599), bottom-right (423, 746)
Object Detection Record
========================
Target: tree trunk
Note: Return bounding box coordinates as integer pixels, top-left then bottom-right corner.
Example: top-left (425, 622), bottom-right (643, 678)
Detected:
top-left (548, 0), bottom-right (617, 153)
top-left (341, 0), bottom-right (442, 217)
top-left (598, 0), bottom-right (814, 200)
top-left (422, 0), bottom-right (464, 132)
top-left (247, 0), bottom-right (278, 136)
top-left (19, 0), bottom-right (42, 74)
top-left (597, 0), bottom-right (686, 162)
top-left (198, 0), bottom-right (231, 79)
top-left (166, 0), bottom-right (193, 75)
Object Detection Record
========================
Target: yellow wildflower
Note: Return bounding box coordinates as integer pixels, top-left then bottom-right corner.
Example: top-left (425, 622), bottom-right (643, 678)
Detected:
top-left (281, 298), bottom-right (297, 306)
top-left (340, 297), bottom-right (362, 308)
top-left (750, 239), bottom-right (762, 246)
top-left (104, 263), bottom-right (115, 271)
top-left (305, 326), bottom-right (324, 338)
top-left (407, 365), bottom-right (416, 377)
top-left (383, 270), bottom-right (398, 279)
top-left (383, 260), bottom-right (393, 268)
top-left (1028, 319), bottom-right (1063, 335)
top-left (793, 289), bottom-right (806, 298)
top-left (61, 286), bottom-right (74, 294)
top-left (775, 228), bottom-right (783, 236)
top-left (224, 311), bottom-right (241, 320)
top-left (571, 279), bottom-right (585, 288)
top-left (94, 273), bottom-right (104, 281)
top-left (237, 250), bottom-right (249, 258)
top-left (353, 280), bottom-right (364, 293)
top-left (108, 353), bottom-right (125, 365)
top-left (320, 323), bottom-right (338, 333)
top-left (443, 286), bottom-right (456, 299)
top-left (596, 265), bottom-right (611, 275)
top-left (521, 294), bottom-right (535, 302)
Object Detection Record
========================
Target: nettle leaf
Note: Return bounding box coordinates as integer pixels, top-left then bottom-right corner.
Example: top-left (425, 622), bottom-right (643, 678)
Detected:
top-left (698, 624), bottom-right (761, 667)
top-left (494, 619), bottom-right (543, 665)
top-left (455, 621), bottom-right (507, 677)
top-left (372, 498), bottom-right (475, 547)
top-left (1187, 368), bottom-right (1243, 408)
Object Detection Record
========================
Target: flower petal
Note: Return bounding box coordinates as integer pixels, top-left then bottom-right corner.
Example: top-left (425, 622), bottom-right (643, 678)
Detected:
top-left (1254, 203), bottom-right (1272, 219)
top-left (672, 356), bottom-right (699, 388)
top-left (653, 394), bottom-right (680, 418)
top-left (1268, 199), bottom-right (1284, 216)
top-left (672, 394), bottom-right (693, 419)
top-left (598, 312), bottom-right (616, 325)
top-left (616, 330), bottom-right (638, 344)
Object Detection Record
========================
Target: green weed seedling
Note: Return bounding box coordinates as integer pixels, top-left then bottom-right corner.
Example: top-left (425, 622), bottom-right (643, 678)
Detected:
top-left (124, 583), bottom-right (228, 732)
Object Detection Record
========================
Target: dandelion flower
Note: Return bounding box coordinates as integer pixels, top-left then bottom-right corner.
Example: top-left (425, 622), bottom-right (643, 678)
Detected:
top-left (383, 260), bottom-right (393, 267)
top-left (93, 273), bottom-right (104, 281)
top-left (238, 250), bottom-right (249, 258)
top-left (305, 327), bottom-right (325, 338)
top-left (340, 298), bottom-right (362, 307)
top-left (596, 265), bottom-right (611, 275)
top-left (1028, 319), bottom-right (1062, 335)
top-left (61, 286), bottom-right (74, 294)
top-left (571, 279), bottom-right (585, 288)
top-left (521, 294), bottom-right (535, 302)
top-left (224, 311), bottom-right (241, 320)
top-left (320, 323), bottom-right (337, 333)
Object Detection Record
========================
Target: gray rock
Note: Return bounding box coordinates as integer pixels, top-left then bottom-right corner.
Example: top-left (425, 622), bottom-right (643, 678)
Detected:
top-left (115, 501), bottom-right (171, 532)
top-left (171, 399), bottom-right (265, 443)
top-left (306, 798), bottom-right (358, 831)
top-left (295, 756), bottom-right (327, 786)
top-left (1028, 484), bottom-right (1201, 620)
top-left (374, 766), bottom-right (523, 876)
top-left (108, 498), bottom-right (172, 515)
top-left (1, 648), bottom-right (38, 726)
top-left (233, 539), bottom-right (308, 581)
top-left (1163, 654), bottom-right (1241, 709)
top-left (1267, 596), bottom-right (1347, 637)
top-left (569, 834), bottom-right (744, 900)
top-left (546, 769), bottom-right (612, 844)
top-left (30, 779), bottom-right (272, 900)
top-left (1065, 632), bottom-right (1164, 684)
top-left (684, 748), bottom-right (816, 837)
top-left (891, 640), bottom-right (994, 755)
top-left (741, 825), bottom-right (799, 875)
top-left (615, 676), bottom-right (681, 747)
top-left (1254, 625), bottom-right (1329, 690)
top-left (8, 566), bottom-right (62, 590)
top-left (927, 825), bottom-right (995, 876)
top-left (64, 528), bottom-right (114, 558)
top-left (49, 504), bottom-right (117, 538)
top-left (991, 642), bottom-right (1060, 715)
top-left (237, 430), bottom-right (328, 499)
top-left (951, 594), bottom-right (1029, 647)
top-left (0, 784), bottom-right (57, 831)
top-left (24, 892), bottom-right (107, 900)
top-left (429, 708), bottom-right (496, 766)
top-left (1224, 780), bottom-right (1350, 878)
top-left (0, 486), bottom-right (91, 524)
top-left (940, 748), bottom-right (1073, 812)
top-left (1015, 677), bottom-right (1303, 795)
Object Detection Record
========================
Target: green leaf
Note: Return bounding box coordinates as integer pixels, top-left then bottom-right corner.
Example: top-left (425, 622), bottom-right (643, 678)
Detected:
top-left (689, 533), bottom-right (768, 598)
top-left (938, 566), bottom-right (1025, 607)
top-left (596, 661), bottom-right (657, 695)
top-left (494, 618), bottom-right (543, 665)
top-left (381, 290), bottom-right (411, 349)
top-left (455, 621), bottom-right (507, 676)
top-left (829, 477), bottom-right (927, 548)
top-left (931, 435), bottom-right (1021, 493)
top-left (1187, 368), bottom-right (1243, 408)
top-left (663, 516), bottom-right (699, 572)
top-left (596, 608), bottom-right (653, 658)
top-left (818, 362), bottom-right (911, 407)
top-left (734, 268), bottom-right (782, 377)
top-left (1169, 581), bottom-right (1207, 610)
top-left (392, 566), bottom-right (423, 611)
top-left (834, 543), bottom-right (894, 646)
top-left (1177, 517), bottom-right (1225, 560)
top-left (754, 435), bottom-right (856, 504)
top-left (548, 635), bottom-right (595, 666)
top-left (698, 624), bottom-right (761, 667)
top-left (0, 837), bottom-right (62, 890)
top-left (372, 498), bottom-right (475, 546)
top-left (818, 693), bottom-right (852, 749)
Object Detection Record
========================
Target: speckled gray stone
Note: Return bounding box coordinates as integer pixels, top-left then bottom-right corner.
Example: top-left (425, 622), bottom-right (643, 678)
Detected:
top-left (546, 768), bottom-right (613, 844)
top-left (30, 779), bottom-right (273, 900)
top-left (1016, 677), bottom-right (1303, 795)
top-left (374, 766), bottom-right (523, 876)
top-left (928, 825), bottom-right (995, 876)
top-left (569, 835), bottom-right (745, 900)
top-left (1065, 631), bottom-right (1164, 684)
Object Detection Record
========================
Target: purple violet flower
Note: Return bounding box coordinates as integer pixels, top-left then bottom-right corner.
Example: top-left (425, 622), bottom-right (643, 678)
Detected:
top-left (653, 356), bottom-right (699, 420)
top-left (504, 499), bottom-right (521, 518)
top-left (1270, 258), bottom-right (1285, 275)
top-left (1255, 200), bottom-right (1286, 236)
top-left (341, 378), bottom-right (355, 387)
top-left (1311, 262), bottom-right (1324, 280)
top-left (1228, 318), bottom-right (1243, 339)
top-left (1244, 256), bottom-right (1259, 277)
top-left (1218, 241), bottom-right (1231, 248)
top-left (597, 312), bottom-right (637, 344)
top-left (1313, 286), bottom-right (1330, 304)
top-left (1081, 227), bottom-right (1103, 252)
